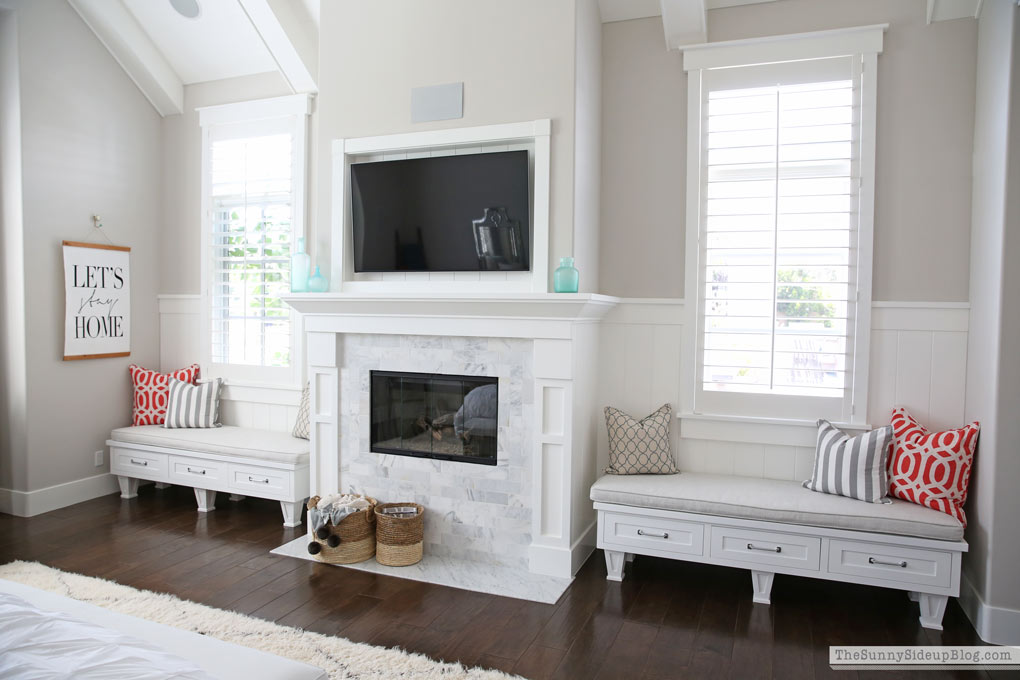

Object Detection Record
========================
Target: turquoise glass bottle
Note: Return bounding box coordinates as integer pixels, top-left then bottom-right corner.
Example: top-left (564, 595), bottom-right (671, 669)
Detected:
top-left (290, 237), bottom-right (311, 292)
top-left (308, 266), bottom-right (329, 293)
top-left (553, 256), bottom-right (579, 293)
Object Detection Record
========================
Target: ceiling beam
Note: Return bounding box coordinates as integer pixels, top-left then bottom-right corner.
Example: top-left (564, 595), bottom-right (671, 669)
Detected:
top-left (238, 0), bottom-right (318, 94)
top-left (660, 0), bottom-right (707, 48)
top-left (66, 0), bottom-right (183, 116)
top-left (926, 0), bottom-right (983, 24)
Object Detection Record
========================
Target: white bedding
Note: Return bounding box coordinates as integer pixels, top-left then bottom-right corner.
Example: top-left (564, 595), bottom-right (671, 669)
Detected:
top-left (0, 590), bottom-right (215, 679)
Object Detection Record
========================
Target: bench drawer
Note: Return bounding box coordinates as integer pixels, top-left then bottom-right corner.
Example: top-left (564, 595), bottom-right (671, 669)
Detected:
top-left (602, 512), bottom-right (704, 557)
top-left (228, 464), bottom-right (293, 499)
top-left (169, 455), bottom-right (226, 487)
top-left (111, 449), bottom-right (167, 481)
top-left (710, 525), bottom-right (821, 571)
top-left (828, 540), bottom-right (952, 588)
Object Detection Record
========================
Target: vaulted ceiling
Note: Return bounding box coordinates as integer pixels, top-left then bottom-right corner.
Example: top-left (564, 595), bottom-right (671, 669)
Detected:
top-left (68, 0), bottom-right (981, 118)
top-left (67, 0), bottom-right (318, 117)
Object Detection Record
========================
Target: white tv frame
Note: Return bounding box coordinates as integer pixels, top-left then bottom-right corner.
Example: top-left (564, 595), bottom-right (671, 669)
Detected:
top-left (330, 119), bottom-right (551, 293)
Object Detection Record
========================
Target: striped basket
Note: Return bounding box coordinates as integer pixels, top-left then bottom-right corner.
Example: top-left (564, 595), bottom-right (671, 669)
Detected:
top-left (374, 502), bottom-right (425, 567)
top-left (306, 495), bottom-right (378, 564)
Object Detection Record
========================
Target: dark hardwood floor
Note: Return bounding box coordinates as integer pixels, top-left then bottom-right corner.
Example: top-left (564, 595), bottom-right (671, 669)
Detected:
top-left (0, 485), bottom-right (997, 679)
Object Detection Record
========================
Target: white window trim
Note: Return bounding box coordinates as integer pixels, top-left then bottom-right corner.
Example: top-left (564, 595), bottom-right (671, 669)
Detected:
top-left (198, 94), bottom-right (312, 387)
top-left (679, 25), bottom-right (886, 435)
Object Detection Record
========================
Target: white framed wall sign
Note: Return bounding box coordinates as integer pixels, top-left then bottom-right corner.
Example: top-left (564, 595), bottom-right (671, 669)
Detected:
top-left (62, 241), bottom-right (131, 360)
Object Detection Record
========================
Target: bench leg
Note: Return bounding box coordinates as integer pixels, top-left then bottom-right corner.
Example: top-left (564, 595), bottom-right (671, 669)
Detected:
top-left (751, 570), bottom-right (775, 605)
top-left (625, 552), bottom-right (636, 563)
top-left (280, 500), bottom-right (303, 527)
top-left (908, 591), bottom-right (920, 602)
top-left (229, 494), bottom-right (246, 502)
top-left (605, 550), bottom-right (626, 582)
top-left (117, 476), bottom-right (139, 499)
top-left (154, 482), bottom-right (171, 490)
top-left (194, 488), bottom-right (216, 513)
top-left (918, 593), bottom-right (948, 630)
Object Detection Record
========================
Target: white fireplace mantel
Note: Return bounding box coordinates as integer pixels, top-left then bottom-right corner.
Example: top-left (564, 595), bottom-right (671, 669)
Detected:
top-left (282, 292), bottom-right (620, 340)
top-left (282, 292), bottom-right (618, 578)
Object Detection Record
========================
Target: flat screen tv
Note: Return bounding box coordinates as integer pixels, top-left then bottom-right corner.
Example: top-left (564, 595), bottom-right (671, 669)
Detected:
top-left (351, 150), bottom-right (530, 272)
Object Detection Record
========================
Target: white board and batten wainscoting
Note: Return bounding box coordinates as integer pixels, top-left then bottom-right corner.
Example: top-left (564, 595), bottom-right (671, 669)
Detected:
top-left (157, 294), bottom-right (303, 432)
top-left (597, 299), bottom-right (971, 478)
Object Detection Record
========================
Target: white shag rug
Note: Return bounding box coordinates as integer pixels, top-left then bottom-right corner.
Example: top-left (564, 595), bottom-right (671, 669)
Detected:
top-left (0, 561), bottom-right (519, 680)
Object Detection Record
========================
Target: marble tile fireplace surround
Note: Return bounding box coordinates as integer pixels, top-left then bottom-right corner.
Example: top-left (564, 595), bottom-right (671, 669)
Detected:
top-left (281, 293), bottom-right (617, 580)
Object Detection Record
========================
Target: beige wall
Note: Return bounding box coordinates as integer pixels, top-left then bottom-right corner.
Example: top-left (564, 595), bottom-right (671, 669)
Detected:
top-left (964, 0), bottom-right (1020, 643)
top-left (314, 0), bottom-right (579, 289)
top-left (600, 17), bottom-right (686, 298)
top-left (2, 0), bottom-right (162, 491)
top-left (600, 0), bottom-right (977, 301)
top-left (159, 71), bottom-right (293, 294)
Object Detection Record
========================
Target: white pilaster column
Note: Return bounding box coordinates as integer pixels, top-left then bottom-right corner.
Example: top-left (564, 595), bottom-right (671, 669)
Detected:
top-left (529, 338), bottom-right (574, 577)
top-left (307, 331), bottom-right (341, 496)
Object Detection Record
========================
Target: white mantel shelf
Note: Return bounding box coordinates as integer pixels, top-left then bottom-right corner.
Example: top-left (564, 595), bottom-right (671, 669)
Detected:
top-left (282, 292), bottom-right (620, 340)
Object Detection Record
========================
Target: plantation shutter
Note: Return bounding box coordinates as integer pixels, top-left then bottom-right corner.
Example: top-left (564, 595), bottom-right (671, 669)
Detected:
top-left (696, 56), bottom-right (861, 418)
top-left (209, 119), bottom-right (295, 368)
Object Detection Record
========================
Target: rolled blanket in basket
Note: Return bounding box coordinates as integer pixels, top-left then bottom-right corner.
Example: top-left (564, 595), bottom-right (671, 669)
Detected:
top-left (309, 494), bottom-right (371, 532)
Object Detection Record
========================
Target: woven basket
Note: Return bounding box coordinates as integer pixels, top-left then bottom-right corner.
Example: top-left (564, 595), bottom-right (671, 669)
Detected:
top-left (374, 502), bottom-right (424, 567)
top-left (306, 495), bottom-right (378, 564)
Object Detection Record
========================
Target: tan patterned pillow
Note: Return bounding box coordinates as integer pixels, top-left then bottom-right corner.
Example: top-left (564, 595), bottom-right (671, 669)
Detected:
top-left (604, 403), bottom-right (678, 475)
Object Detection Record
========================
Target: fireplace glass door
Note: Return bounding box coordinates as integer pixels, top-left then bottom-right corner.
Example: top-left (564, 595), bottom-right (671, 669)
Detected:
top-left (370, 371), bottom-right (498, 465)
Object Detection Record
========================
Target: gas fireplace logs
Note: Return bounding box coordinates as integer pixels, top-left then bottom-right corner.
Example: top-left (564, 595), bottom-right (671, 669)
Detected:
top-left (375, 502), bottom-right (425, 567)
top-left (306, 494), bottom-right (378, 564)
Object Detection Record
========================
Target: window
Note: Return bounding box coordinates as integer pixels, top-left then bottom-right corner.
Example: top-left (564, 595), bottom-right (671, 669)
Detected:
top-left (682, 27), bottom-right (884, 424)
top-left (199, 95), bottom-right (310, 383)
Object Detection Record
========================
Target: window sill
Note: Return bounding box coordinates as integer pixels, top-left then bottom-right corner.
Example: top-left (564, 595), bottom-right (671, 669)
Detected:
top-left (678, 412), bottom-right (872, 448)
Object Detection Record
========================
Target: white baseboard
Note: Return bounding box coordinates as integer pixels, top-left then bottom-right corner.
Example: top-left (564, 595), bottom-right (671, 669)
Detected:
top-left (0, 473), bottom-right (120, 517)
top-left (960, 572), bottom-right (1020, 645)
top-left (529, 521), bottom-right (597, 579)
top-left (571, 520), bottom-right (597, 575)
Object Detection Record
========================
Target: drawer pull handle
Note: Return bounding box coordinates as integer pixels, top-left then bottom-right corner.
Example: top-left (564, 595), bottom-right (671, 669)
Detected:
top-left (186, 467), bottom-right (206, 475)
top-left (869, 556), bottom-right (907, 568)
top-left (637, 529), bottom-right (669, 539)
top-left (248, 476), bottom-right (270, 484)
top-left (747, 543), bottom-right (782, 554)
top-left (130, 459), bottom-right (148, 467)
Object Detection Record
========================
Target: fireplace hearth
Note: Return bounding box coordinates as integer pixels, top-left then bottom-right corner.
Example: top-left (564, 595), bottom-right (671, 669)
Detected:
top-left (370, 370), bottom-right (498, 465)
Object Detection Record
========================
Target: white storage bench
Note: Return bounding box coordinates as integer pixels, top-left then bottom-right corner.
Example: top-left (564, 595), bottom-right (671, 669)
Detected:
top-left (108, 425), bottom-right (310, 527)
top-left (591, 472), bottom-right (968, 630)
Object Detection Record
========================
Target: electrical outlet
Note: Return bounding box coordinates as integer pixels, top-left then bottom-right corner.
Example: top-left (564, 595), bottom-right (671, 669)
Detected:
top-left (94, 450), bottom-right (104, 467)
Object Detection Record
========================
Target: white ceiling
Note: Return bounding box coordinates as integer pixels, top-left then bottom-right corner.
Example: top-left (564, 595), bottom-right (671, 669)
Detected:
top-left (121, 0), bottom-right (277, 84)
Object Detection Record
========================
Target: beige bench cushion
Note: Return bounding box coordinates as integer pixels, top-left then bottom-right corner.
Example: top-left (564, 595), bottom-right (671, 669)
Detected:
top-left (590, 472), bottom-right (964, 542)
top-left (111, 425), bottom-right (309, 465)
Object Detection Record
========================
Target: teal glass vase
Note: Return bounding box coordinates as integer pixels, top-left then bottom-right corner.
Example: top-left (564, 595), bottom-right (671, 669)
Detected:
top-left (290, 237), bottom-right (311, 292)
top-left (553, 256), bottom-right (579, 293)
top-left (308, 266), bottom-right (329, 293)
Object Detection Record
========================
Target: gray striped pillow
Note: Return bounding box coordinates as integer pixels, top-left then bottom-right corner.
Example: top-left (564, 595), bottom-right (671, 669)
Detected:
top-left (164, 377), bottom-right (223, 429)
top-left (803, 419), bottom-right (893, 503)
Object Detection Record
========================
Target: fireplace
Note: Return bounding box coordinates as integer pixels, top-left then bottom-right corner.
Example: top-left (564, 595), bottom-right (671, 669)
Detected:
top-left (370, 370), bottom-right (499, 465)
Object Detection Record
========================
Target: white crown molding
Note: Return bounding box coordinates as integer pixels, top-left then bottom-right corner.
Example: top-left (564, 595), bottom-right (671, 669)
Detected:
top-left (680, 23), bottom-right (887, 67)
top-left (197, 93), bottom-right (312, 127)
top-left (67, 0), bottom-right (183, 116)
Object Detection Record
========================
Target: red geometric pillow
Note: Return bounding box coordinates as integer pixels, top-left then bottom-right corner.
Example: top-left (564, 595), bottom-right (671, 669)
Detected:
top-left (888, 407), bottom-right (979, 525)
top-left (128, 364), bottom-right (200, 426)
